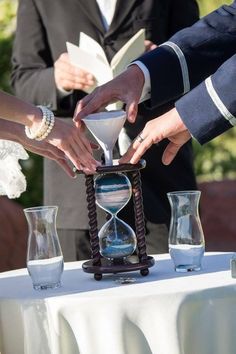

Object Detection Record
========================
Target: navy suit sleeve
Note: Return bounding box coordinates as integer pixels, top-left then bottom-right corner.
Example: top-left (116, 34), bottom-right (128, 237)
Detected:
top-left (138, 1), bottom-right (236, 143)
top-left (176, 55), bottom-right (236, 144)
top-left (139, 2), bottom-right (236, 105)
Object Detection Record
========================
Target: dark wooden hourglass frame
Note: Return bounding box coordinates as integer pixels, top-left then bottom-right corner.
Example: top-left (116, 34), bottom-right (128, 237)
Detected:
top-left (80, 160), bottom-right (155, 280)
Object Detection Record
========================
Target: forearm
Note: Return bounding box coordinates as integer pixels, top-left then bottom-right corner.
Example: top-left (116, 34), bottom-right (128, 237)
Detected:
top-left (0, 118), bottom-right (26, 143)
top-left (0, 91), bottom-right (43, 128)
top-left (139, 2), bottom-right (236, 109)
top-left (176, 55), bottom-right (236, 145)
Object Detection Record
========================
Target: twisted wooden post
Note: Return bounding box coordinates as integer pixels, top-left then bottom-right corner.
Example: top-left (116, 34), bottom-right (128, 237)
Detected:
top-left (85, 175), bottom-right (101, 266)
top-left (131, 170), bottom-right (148, 264)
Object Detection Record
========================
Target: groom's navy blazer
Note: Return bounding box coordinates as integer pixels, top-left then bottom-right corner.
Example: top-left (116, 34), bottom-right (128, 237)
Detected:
top-left (139, 1), bottom-right (236, 144)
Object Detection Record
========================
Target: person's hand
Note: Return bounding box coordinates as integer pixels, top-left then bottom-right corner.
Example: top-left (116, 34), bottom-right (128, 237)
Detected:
top-left (73, 65), bottom-right (145, 124)
top-left (120, 108), bottom-right (191, 165)
top-left (10, 122), bottom-right (75, 177)
top-left (144, 40), bottom-right (158, 52)
top-left (54, 53), bottom-right (95, 92)
top-left (29, 117), bottom-right (99, 174)
top-left (44, 118), bottom-right (99, 174)
top-left (21, 136), bottom-right (76, 177)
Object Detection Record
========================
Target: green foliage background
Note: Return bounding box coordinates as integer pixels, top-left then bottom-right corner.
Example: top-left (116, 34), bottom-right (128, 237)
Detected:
top-left (0, 0), bottom-right (235, 207)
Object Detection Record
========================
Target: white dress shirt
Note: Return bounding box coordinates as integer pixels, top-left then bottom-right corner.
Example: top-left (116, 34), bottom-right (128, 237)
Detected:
top-left (96, 0), bottom-right (117, 30)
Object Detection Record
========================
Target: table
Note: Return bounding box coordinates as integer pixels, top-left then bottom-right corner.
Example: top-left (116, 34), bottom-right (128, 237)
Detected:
top-left (0, 252), bottom-right (236, 354)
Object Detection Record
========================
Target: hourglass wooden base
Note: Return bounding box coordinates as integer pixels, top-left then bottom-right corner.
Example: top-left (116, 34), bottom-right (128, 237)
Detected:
top-left (80, 160), bottom-right (155, 280)
top-left (82, 256), bottom-right (155, 280)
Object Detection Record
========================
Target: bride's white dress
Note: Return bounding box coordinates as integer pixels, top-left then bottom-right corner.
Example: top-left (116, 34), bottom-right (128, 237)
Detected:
top-left (0, 140), bottom-right (28, 198)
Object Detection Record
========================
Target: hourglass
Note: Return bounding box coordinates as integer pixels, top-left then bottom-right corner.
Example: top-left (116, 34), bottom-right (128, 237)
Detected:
top-left (81, 162), bottom-right (155, 280)
top-left (80, 110), bottom-right (154, 279)
top-left (95, 172), bottom-right (136, 260)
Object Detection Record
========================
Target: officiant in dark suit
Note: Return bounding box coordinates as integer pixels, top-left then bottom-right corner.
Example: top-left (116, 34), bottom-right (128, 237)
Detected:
top-left (11, 0), bottom-right (199, 260)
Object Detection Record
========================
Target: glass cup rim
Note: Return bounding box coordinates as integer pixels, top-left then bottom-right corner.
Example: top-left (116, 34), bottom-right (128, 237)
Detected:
top-left (23, 205), bottom-right (58, 213)
top-left (167, 190), bottom-right (201, 196)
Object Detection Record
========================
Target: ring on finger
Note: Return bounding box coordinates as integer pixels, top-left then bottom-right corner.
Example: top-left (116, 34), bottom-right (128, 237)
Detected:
top-left (136, 134), bottom-right (145, 143)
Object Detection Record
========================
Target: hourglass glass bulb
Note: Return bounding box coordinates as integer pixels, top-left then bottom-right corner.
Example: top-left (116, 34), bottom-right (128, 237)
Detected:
top-left (95, 173), bottom-right (137, 260)
top-left (95, 173), bottom-right (132, 214)
top-left (99, 216), bottom-right (137, 259)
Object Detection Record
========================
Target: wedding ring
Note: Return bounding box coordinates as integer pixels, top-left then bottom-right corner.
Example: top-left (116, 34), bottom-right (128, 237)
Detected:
top-left (136, 134), bottom-right (145, 143)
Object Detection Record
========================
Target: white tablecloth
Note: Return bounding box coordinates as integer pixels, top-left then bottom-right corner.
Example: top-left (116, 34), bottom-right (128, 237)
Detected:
top-left (0, 252), bottom-right (236, 354)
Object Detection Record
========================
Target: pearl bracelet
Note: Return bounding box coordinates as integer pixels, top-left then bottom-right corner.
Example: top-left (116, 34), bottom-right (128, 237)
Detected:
top-left (25, 106), bottom-right (55, 141)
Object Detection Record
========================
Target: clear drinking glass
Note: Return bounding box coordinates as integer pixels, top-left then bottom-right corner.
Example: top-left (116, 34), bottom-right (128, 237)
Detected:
top-left (167, 191), bottom-right (205, 272)
top-left (24, 206), bottom-right (64, 290)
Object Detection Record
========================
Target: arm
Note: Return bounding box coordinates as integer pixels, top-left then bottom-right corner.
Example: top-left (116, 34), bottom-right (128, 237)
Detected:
top-left (120, 55), bottom-right (236, 165)
top-left (141, 2), bottom-right (236, 108)
top-left (75, 2), bottom-right (236, 125)
top-left (176, 54), bottom-right (236, 144)
top-left (0, 91), bottom-right (98, 175)
top-left (0, 118), bottom-right (75, 177)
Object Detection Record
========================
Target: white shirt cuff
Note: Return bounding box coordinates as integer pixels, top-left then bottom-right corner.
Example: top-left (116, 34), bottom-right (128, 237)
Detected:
top-left (129, 61), bottom-right (151, 103)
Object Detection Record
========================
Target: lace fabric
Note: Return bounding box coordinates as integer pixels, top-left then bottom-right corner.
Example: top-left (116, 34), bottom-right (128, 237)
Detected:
top-left (0, 140), bottom-right (29, 199)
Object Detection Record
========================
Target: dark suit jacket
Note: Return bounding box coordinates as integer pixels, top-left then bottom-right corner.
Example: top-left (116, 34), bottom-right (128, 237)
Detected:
top-left (11, 0), bottom-right (199, 229)
top-left (139, 2), bottom-right (236, 144)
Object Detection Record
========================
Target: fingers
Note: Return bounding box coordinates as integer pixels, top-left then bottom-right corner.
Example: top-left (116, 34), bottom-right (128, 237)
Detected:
top-left (162, 142), bottom-right (183, 165)
top-left (120, 131), bottom-right (154, 164)
top-left (90, 142), bottom-right (100, 150)
top-left (73, 87), bottom-right (109, 121)
top-left (144, 40), bottom-right (158, 52)
top-left (47, 119), bottom-right (99, 172)
top-left (54, 53), bottom-right (95, 91)
top-left (23, 141), bottom-right (76, 178)
top-left (129, 137), bottom-right (154, 164)
top-left (51, 157), bottom-right (76, 178)
top-left (73, 66), bottom-right (142, 122)
top-left (126, 100), bottom-right (138, 123)
top-left (63, 140), bottom-right (97, 172)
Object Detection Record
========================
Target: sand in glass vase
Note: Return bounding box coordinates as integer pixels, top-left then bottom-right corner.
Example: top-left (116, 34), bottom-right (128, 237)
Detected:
top-left (82, 110), bottom-right (126, 166)
top-left (95, 173), bottom-right (137, 260)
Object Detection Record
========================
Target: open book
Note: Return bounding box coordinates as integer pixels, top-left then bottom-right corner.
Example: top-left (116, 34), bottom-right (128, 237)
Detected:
top-left (66, 28), bottom-right (145, 92)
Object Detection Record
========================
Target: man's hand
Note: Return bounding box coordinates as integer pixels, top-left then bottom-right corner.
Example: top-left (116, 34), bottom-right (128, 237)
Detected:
top-left (54, 53), bottom-right (95, 92)
top-left (120, 108), bottom-right (191, 165)
top-left (73, 65), bottom-right (145, 124)
top-left (144, 40), bottom-right (158, 52)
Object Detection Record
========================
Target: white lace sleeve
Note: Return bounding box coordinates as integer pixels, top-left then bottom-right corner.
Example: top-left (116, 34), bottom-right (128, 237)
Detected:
top-left (0, 140), bottom-right (29, 199)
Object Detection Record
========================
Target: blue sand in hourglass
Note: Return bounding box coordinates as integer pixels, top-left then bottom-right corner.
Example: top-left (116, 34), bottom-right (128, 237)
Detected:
top-left (95, 173), bottom-right (137, 259)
